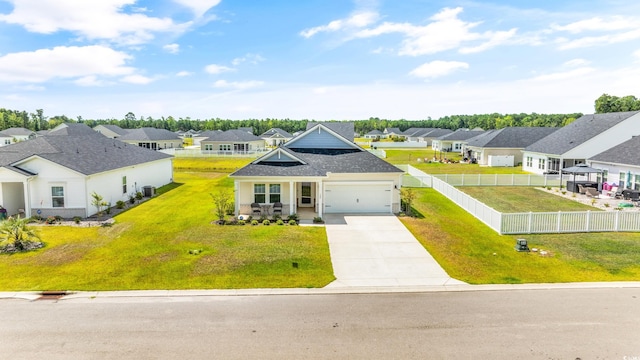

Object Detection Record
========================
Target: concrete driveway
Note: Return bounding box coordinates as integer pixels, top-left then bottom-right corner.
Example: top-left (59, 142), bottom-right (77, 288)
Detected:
top-left (323, 214), bottom-right (466, 288)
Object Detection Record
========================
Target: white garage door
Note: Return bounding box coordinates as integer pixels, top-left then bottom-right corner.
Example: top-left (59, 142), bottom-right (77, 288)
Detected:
top-left (324, 183), bottom-right (392, 213)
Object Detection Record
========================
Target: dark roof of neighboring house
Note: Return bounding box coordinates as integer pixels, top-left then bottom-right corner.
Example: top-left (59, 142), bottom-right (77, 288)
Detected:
top-left (202, 129), bottom-right (262, 142)
top-left (118, 127), bottom-right (182, 141)
top-left (231, 147), bottom-right (402, 177)
top-left (0, 127), bottom-right (35, 137)
top-left (261, 128), bottom-right (293, 138)
top-left (47, 123), bottom-right (100, 136)
top-left (306, 122), bottom-right (355, 141)
top-left (238, 127), bottom-right (254, 134)
top-left (0, 125), bottom-right (172, 175)
top-left (403, 128), bottom-right (434, 136)
top-left (365, 129), bottom-right (383, 135)
top-left (383, 127), bottom-right (402, 134)
top-left (466, 127), bottom-right (559, 148)
top-left (419, 128), bottom-right (453, 138)
top-left (437, 129), bottom-right (485, 141)
top-left (95, 124), bottom-right (128, 136)
top-left (525, 111), bottom-right (640, 155)
top-left (589, 135), bottom-right (640, 167)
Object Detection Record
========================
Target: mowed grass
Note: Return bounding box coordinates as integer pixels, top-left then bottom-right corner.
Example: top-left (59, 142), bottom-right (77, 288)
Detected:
top-left (0, 168), bottom-right (334, 291)
top-left (384, 149), bottom-right (528, 174)
top-left (459, 187), bottom-right (600, 212)
top-left (173, 156), bottom-right (252, 172)
top-left (400, 189), bottom-right (640, 284)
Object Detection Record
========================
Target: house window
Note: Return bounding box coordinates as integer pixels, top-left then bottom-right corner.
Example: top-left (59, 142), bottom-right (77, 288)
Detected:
top-left (620, 172), bottom-right (627, 187)
top-left (204, 144), bottom-right (213, 151)
top-left (122, 176), bottom-right (127, 194)
top-left (635, 174), bottom-right (640, 190)
top-left (538, 158), bottom-right (545, 170)
top-left (269, 184), bottom-right (281, 203)
top-left (219, 144), bottom-right (231, 151)
top-left (526, 157), bottom-right (533, 167)
top-left (254, 184), bottom-right (266, 203)
top-left (51, 186), bottom-right (65, 208)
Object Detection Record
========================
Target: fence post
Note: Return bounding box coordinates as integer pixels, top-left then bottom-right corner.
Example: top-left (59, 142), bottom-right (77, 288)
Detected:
top-left (557, 211), bottom-right (562, 233)
top-left (586, 211), bottom-right (590, 232)
top-left (615, 211), bottom-right (620, 232)
top-left (528, 212), bottom-right (533, 233)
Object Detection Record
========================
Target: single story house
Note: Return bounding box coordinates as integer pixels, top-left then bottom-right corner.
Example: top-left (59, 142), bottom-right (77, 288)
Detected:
top-left (432, 129), bottom-right (485, 154)
top-left (464, 127), bottom-right (559, 167)
top-left (0, 127), bottom-right (37, 146)
top-left (382, 127), bottom-right (402, 139)
top-left (117, 127), bottom-right (183, 150)
top-left (260, 128), bottom-right (293, 148)
top-left (0, 123), bottom-right (173, 219)
top-left (200, 129), bottom-right (264, 153)
top-left (230, 122), bottom-right (404, 217)
top-left (588, 135), bottom-right (640, 190)
top-left (93, 124), bottom-right (128, 139)
top-left (522, 111), bottom-right (640, 175)
top-left (413, 128), bottom-right (453, 145)
top-left (363, 129), bottom-right (383, 139)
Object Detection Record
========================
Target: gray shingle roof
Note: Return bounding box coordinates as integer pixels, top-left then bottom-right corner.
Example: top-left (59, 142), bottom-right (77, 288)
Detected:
top-left (47, 123), bottom-right (98, 136)
top-left (0, 127), bottom-right (35, 137)
top-left (418, 128), bottom-right (453, 138)
top-left (118, 127), bottom-right (182, 141)
top-left (261, 128), bottom-right (293, 138)
top-left (437, 129), bottom-right (485, 141)
top-left (0, 127), bottom-right (172, 175)
top-left (202, 129), bottom-right (262, 142)
top-left (365, 129), bottom-right (383, 135)
top-left (306, 122), bottom-right (355, 141)
top-left (466, 127), bottom-right (559, 148)
top-left (96, 124), bottom-right (128, 136)
top-left (589, 135), bottom-right (640, 167)
top-left (525, 111), bottom-right (640, 155)
top-left (231, 148), bottom-right (402, 177)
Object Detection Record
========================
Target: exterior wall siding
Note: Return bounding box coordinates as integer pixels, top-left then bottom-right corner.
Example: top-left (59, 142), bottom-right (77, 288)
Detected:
top-left (288, 128), bottom-right (352, 149)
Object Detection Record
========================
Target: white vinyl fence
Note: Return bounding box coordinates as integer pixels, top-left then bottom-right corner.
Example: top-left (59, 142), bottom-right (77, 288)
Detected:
top-left (402, 165), bottom-right (640, 234)
top-left (160, 148), bottom-right (268, 158)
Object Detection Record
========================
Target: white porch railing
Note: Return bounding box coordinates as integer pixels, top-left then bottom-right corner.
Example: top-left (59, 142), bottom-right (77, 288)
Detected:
top-left (402, 165), bottom-right (640, 234)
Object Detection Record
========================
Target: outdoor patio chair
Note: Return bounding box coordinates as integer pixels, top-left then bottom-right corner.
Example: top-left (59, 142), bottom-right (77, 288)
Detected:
top-left (272, 202), bottom-right (283, 216)
top-left (585, 187), bottom-right (600, 198)
top-left (606, 186), bottom-right (619, 198)
top-left (251, 202), bottom-right (262, 216)
top-left (578, 184), bottom-right (587, 194)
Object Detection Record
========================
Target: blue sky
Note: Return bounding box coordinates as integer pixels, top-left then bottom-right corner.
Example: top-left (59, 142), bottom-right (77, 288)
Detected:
top-left (1, 0), bottom-right (640, 121)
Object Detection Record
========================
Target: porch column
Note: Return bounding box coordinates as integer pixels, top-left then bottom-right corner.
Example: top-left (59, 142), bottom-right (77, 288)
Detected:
top-left (22, 179), bottom-right (30, 218)
top-left (234, 180), bottom-right (239, 216)
top-left (289, 181), bottom-right (294, 215)
top-left (317, 181), bottom-right (322, 218)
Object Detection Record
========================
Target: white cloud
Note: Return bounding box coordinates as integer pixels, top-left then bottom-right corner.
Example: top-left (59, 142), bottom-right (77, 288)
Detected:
top-left (563, 58), bottom-right (590, 67)
top-left (530, 67), bottom-right (595, 82)
top-left (353, 7), bottom-right (516, 56)
top-left (173, 0), bottom-right (221, 17)
top-left (557, 28), bottom-right (640, 50)
top-left (551, 16), bottom-right (640, 34)
top-left (121, 74), bottom-right (155, 84)
top-left (0, 45), bottom-right (135, 83)
top-left (0, 0), bottom-right (186, 45)
top-left (231, 53), bottom-right (265, 66)
top-left (205, 64), bottom-right (235, 74)
top-left (75, 76), bottom-right (107, 87)
top-left (176, 71), bottom-right (193, 77)
top-left (213, 80), bottom-right (264, 90)
top-left (634, 49), bottom-right (640, 60)
top-left (409, 60), bottom-right (469, 79)
top-left (300, 11), bottom-right (379, 38)
top-left (163, 43), bottom-right (180, 54)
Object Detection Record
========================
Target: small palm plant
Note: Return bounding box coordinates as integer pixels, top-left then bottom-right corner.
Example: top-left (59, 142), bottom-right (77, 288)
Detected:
top-left (0, 217), bottom-right (44, 253)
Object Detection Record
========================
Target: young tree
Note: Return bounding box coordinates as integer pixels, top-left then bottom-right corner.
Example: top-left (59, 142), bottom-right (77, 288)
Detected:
top-left (400, 188), bottom-right (417, 217)
top-left (0, 217), bottom-right (44, 253)
top-left (91, 191), bottom-right (104, 216)
top-left (210, 190), bottom-right (232, 224)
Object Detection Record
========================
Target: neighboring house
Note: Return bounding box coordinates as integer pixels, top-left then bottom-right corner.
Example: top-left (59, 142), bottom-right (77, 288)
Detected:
top-left (93, 124), bottom-right (128, 139)
top-left (0, 123), bottom-right (173, 219)
top-left (364, 130), bottom-right (383, 139)
top-left (230, 122), bottom-right (403, 217)
top-left (117, 127), bottom-right (183, 150)
top-left (588, 135), bottom-right (640, 189)
top-left (523, 111), bottom-right (640, 175)
top-left (260, 128), bottom-right (293, 148)
top-left (192, 130), bottom-right (221, 147)
top-left (382, 127), bottom-right (402, 138)
top-left (465, 127), bottom-right (559, 167)
top-left (413, 128), bottom-right (453, 145)
top-left (432, 129), bottom-right (485, 153)
top-left (200, 129), bottom-right (264, 152)
top-left (0, 127), bottom-right (37, 146)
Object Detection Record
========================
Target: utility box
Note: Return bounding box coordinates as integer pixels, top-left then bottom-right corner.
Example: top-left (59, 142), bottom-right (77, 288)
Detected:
top-left (142, 186), bottom-right (156, 197)
top-left (515, 239), bottom-right (530, 252)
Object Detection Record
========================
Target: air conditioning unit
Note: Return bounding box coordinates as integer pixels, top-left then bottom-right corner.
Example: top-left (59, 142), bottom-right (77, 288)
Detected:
top-left (515, 239), bottom-right (530, 252)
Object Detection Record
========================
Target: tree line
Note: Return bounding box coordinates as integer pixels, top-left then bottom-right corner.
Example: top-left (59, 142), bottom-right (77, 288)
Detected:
top-left (1, 93), bottom-right (636, 135)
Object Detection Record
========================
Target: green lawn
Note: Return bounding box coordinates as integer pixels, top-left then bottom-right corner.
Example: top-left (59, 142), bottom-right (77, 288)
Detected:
top-left (400, 188), bottom-right (640, 284)
top-left (384, 149), bottom-right (528, 174)
top-left (173, 156), bottom-right (253, 173)
top-left (459, 187), bottom-right (600, 212)
top-left (0, 170), bottom-right (334, 291)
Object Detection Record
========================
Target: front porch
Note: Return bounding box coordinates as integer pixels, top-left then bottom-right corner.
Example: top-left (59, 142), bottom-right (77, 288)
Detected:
top-left (235, 179), bottom-right (322, 218)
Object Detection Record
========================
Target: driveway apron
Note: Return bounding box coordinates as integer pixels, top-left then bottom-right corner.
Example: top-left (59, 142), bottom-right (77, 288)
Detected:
top-left (323, 214), bottom-right (466, 288)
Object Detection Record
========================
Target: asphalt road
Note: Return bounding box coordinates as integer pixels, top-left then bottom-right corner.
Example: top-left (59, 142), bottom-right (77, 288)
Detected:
top-left (1, 288), bottom-right (639, 359)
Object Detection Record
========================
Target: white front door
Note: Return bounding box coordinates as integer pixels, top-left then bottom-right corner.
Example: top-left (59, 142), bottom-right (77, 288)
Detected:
top-left (299, 182), bottom-right (314, 208)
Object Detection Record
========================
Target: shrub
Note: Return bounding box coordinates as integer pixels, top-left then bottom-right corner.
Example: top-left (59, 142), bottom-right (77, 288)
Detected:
top-left (73, 216), bottom-right (82, 224)
top-left (135, 192), bottom-right (143, 201)
top-left (224, 218), bottom-right (238, 226)
top-left (105, 203), bottom-right (112, 214)
top-left (251, 220), bottom-right (259, 226)
top-left (273, 214), bottom-right (282, 221)
top-left (561, 191), bottom-right (567, 195)
top-left (313, 217), bottom-right (324, 224)
top-left (276, 219), bottom-right (284, 225)
top-left (287, 213), bottom-right (299, 222)
top-left (238, 220), bottom-right (246, 226)
top-left (129, 195), bottom-right (135, 204)
top-left (288, 219), bottom-right (297, 226)
top-left (262, 219), bottom-right (271, 226)
top-left (259, 214), bottom-right (269, 222)
top-left (54, 215), bottom-right (63, 222)
top-left (45, 216), bottom-right (57, 225)
top-left (604, 203), bottom-right (610, 208)
top-left (0, 217), bottom-right (44, 254)
top-left (116, 200), bottom-right (126, 209)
